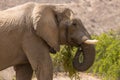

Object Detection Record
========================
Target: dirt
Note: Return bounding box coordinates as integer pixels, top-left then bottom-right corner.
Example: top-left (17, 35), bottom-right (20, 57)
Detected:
top-left (0, 67), bottom-right (101, 80)
top-left (0, 68), bottom-right (101, 80)
top-left (32, 73), bottom-right (101, 80)
top-left (53, 73), bottom-right (101, 80)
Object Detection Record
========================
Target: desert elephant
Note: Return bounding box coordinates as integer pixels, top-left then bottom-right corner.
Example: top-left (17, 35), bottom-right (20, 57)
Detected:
top-left (0, 2), bottom-right (98, 80)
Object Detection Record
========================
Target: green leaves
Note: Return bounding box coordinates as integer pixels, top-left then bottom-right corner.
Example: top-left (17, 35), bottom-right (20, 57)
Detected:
top-left (51, 31), bottom-right (120, 80)
top-left (91, 31), bottom-right (120, 80)
top-left (51, 46), bottom-right (78, 78)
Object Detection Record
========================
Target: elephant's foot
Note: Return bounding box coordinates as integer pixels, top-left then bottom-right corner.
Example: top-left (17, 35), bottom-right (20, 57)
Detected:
top-left (14, 64), bottom-right (33, 80)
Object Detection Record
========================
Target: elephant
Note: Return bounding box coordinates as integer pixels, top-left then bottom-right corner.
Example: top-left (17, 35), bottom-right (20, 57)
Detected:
top-left (0, 2), bottom-right (98, 80)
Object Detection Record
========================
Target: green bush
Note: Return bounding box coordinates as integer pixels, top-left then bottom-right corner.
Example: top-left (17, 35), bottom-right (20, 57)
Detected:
top-left (51, 31), bottom-right (120, 80)
top-left (51, 46), bottom-right (78, 77)
top-left (91, 31), bottom-right (120, 80)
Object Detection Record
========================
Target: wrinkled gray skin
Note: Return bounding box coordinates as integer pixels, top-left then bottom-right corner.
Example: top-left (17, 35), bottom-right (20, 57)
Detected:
top-left (0, 2), bottom-right (95, 80)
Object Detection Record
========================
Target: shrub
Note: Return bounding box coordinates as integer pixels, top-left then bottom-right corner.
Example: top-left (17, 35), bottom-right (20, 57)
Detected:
top-left (51, 46), bottom-right (78, 78)
top-left (91, 31), bottom-right (120, 80)
top-left (51, 31), bottom-right (120, 80)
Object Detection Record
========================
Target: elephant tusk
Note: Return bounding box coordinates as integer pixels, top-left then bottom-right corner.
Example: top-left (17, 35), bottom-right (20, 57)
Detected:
top-left (84, 39), bottom-right (98, 45)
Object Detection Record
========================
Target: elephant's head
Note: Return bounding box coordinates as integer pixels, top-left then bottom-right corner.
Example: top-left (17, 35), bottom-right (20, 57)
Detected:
top-left (32, 5), bottom-right (97, 71)
top-left (32, 6), bottom-right (75, 52)
top-left (58, 15), bottom-right (98, 71)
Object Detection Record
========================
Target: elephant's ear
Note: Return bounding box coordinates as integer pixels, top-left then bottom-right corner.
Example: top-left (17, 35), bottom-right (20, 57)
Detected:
top-left (32, 7), bottom-right (60, 52)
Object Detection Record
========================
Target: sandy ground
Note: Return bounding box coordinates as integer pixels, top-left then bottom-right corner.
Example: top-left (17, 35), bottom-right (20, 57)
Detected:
top-left (32, 73), bottom-right (101, 80)
top-left (0, 67), bottom-right (101, 80)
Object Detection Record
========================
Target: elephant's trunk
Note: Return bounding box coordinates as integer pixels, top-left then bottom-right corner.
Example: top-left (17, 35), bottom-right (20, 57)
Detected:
top-left (73, 43), bottom-right (95, 71)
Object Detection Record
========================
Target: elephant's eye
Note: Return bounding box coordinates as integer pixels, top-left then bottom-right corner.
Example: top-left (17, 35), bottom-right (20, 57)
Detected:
top-left (72, 22), bottom-right (77, 27)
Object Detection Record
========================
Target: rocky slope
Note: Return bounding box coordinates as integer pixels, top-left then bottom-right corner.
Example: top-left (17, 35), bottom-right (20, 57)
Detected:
top-left (0, 0), bottom-right (120, 35)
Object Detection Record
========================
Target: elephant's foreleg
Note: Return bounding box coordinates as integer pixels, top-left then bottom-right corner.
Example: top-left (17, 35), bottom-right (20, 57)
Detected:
top-left (14, 64), bottom-right (33, 80)
top-left (35, 54), bottom-right (53, 80)
top-left (24, 49), bottom-right (53, 80)
top-left (22, 34), bottom-right (53, 80)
